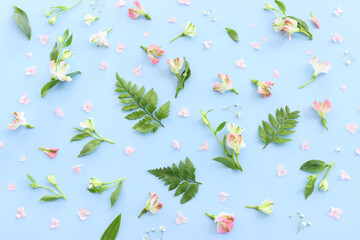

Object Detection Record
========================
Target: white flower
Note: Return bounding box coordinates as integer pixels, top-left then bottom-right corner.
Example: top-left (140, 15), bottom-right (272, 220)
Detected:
top-left (89, 29), bottom-right (112, 47)
top-left (310, 57), bottom-right (331, 77)
top-left (50, 60), bottom-right (72, 82)
top-left (183, 22), bottom-right (197, 37)
top-left (84, 14), bottom-right (99, 26)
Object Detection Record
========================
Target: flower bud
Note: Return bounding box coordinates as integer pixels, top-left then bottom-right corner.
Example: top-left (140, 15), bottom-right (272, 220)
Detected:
top-left (49, 16), bottom-right (57, 25)
top-left (60, 49), bottom-right (73, 61)
top-left (264, 4), bottom-right (275, 10)
top-left (201, 116), bottom-right (210, 126)
top-left (89, 178), bottom-right (104, 188)
top-left (319, 178), bottom-right (329, 192)
top-left (46, 174), bottom-right (57, 185)
top-left (257, 199), bottom-right (274, 214)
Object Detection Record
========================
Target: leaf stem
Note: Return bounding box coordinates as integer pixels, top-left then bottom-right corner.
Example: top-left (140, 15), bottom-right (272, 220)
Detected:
top-left (245, 206), bottom-right (258, 209)
top-left (205, 212), bottom-right (216, 220)
top-left (169, 33), bottom-right (184, 43)
top-left (175, 74), bottom-right (181, 98)
top-left (94, 131), bottom-right (115, 144)
top-left (138, 208), bottom-right (147, 218)
top-left (55, 185), bottom-right (67, 199)
top-left (299, 75), bottom-right (316, 89)
top-left (38, 186), bottom-right (62, 196)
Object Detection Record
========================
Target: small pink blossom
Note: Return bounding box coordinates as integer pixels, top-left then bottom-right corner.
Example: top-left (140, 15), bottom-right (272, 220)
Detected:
top-left (144, 32), bottom-right (150, 37)
top-left (328, 207), bottom-right (342, 220)
top-left (125, 146), bottom-right (135, 156)
top-left (168, 17), bottom-right (176, 23)
top-left (178, 0), bottom-right (191, 5)
top-left (206, 212), bottom-right (235, 233)
top-left (50, 218), bottom-right (60, 229)
top-left (133, 65), bottom-right (142, 76)
top-left (19, 155), bottom-right (26, 162)
top-left (115, 43), bottom-right (126, 53)
top-left (272, 70), bottom-right (280, 78)
top-left (263, 37), bottom-right (268, 42)
top-left (78, 208), bottom-right (90, 220)
top-left (198, 141), bottom-right (209, 151)
top-left (39, 34), bottom-right (50, 45)
top-left (277, 164), bottom-right (288, 176)
top-left (203, 41), bottom-right (212, 49)
top-left (167, 57), bottom-right (184, 75)
top-left (333, 6), bottom-right (344, 16)
top-left (99, 61), bottom-right (108, 70)
top-left (128, 0), bottom-right (151, 20)
top-left (340, 85), bottom-right (347, 91)
top-left (356, 147), bottom-right (360, 155)
top-left (25, 66), bottom-right (37, 75)
top-left (72, 164), bottom-right (82, 174)
top-left (56, 107), bottom-right (64, 118)
top-left (213, 73), bottom-right (239, 94)
top-left (138, 192), bottom-right (163, 218)
top-left (16, 206), bottom-right (27, 219)
top-left (235, 59), bottom-right (246, 69)
top-left (313, 99), bottom-right (332, 130)
top-left (250, 42), bottom-right (260, 49)
top-left (173, 140), bottom-right (180, 151)
top-left (307, 50), bottom-right (313, 55)
top-left (143, 44), bottom-right (165, 64)
top-left (339, 170), bottom-right (350, 180)
top-left (332, 33), bottom-right (344, 43)
top-left (26, 52), bottom-right (32, 58)
top-left (175, 210), bottom-right (188, 224)
top-left (252, 79), bottom-right (275, 98)
top-left (83, 102), bottom-right (94, 113)
top-left (301, 140), bottom-right (311, 151)
top-left (0, 142), bottom-right (4, 148)
top-left (115, 0), bottom-right (127, 8)
top-left (345, 123), bottom-right (358, 134)
top-left (220, 191), bottom-right (230, 203)
top-left (19, 94), bottom-right (30, 104)
top-left (310, 13), bottom-right (320, 28)
top-left (7, 182), bottom-right (16, 191)
top-left (177, 107), bottom-right (190, 117)
top-left (39, 147), bottom-right (59, 159)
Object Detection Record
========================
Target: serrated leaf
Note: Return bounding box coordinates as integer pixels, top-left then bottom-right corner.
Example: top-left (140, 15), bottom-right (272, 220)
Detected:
top-left (110, 181), bottom-right (123, 208)
top-left (300, 160), bottom-right (327, 172)
top-left (175, 181), bottom-right (189, 196)
top-left (272, 136), bottom-right (291, 143)
top-left (13, 6), bottom-right (31, 40)
top-left (258, 126), bottom-right (267, 143)
top-left (100, 214), bottom-right (121, 240)
top-left (263, 121), bottom-right (275, 135)
top-left (225, 27), bottom-right (239, 41)
top-left (185, 157), bottom-right (195, 181)
top-left (269, 114), bottom-right (279, 129)
top-left (125, 110), bottom-right (146, 120)
top-left (155, 101), bottom-right (170, 120)
top-left (181, 184), bottom-right (198, 204)
top-left (78, 139), bottom-right (102, 157)
top-left (40, 195), bottom-right (61, 201)
top-left (70, 133), bottom-right (89, 142)
top-left (179, 161), bottom-right (187, 179)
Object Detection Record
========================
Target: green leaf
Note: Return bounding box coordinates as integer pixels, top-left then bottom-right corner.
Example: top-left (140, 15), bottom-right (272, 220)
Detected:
top-left (212, 156), bottom-right (239, 170)
top-left (78, 139), bottom-right (102, 157)
top-left (13, 6), bottom-right (31, 40)
top-left (272, 136), bottom-right (291, 143)
top-left (63, 34), bottom-right (73, 47)
top-left (269, 114), bottom-right (279, 129)
top-left (274, 0), bottom-right (286, 14)
top-left (40, 195), bottom-right (61, 201)
top-left (70, 133), bottom-right (89, 142)
top-left (175, 181), bottom-right (189, 196)
top-left (305, 175), bottom-right (317, 199)
top-left (26, 173), bottom-right (37, 184)
top-left (100, 214), bottom-right (122, 240)
top-left (179, 57), bottom-right (191, 92)
top-left (155, 101), bottom-right (170, 120)
top-left (300, 160), bottom-right (327, 172)
top-left (50, 42), bottom-right (58, 61)
top-left (181, 184), bottom-right (198, 204)
top-left (225, 28), bottom-right (239, 41)
top-left (110, 181), bottom-right (123, 208)
top-left (41, 80), bottom-right (60, 98)
top-left (125, 110), bottom-right (146, 120)
top-left (215, 121), bottom-right (226, 133)
top-left (185, 157), bottom-right (195, 181)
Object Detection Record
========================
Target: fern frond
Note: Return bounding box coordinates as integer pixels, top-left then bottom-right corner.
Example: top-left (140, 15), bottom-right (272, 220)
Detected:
top-left (148, 157), bottom-right (201, 204)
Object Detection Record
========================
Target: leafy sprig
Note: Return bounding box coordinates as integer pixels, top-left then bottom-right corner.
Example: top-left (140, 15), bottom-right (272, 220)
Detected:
top-left (300, 160), bottom-right (335, 199)
top-left (170, 57), bottom-right (191, 98)
top-left (148, 158), bottom-right (201, 204)
top-left (87, 177), bottom-right (125, 208)
top-left (44, 0), bottom-right (83, 25)
top-left (225, 28), bottom-right (239, 42)
top-left (258, 106), bottom-right (299, 149)
top-left (115, 73), bottom-right (170, 133)
top-left (26, 173), bottom-right (67, 201)
top-left (13, 6), bottom-right (31, 40)
top-left (71, 118), bottom-right (114, 157)
top-left (100, 213), bottom-right (122, 240)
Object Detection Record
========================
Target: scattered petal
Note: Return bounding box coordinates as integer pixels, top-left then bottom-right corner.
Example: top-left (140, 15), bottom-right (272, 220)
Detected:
top-left (144, 32), bottom-right (150, 37)
top-left (50, 218), bottom-right (60, 229)
top-left (0, 141), bottom-right (4, 148)
top-left (355, 147), bottom-right (360, 155)
top-left (301, 140), bottom-right (311, 151)
top-left (198, 141), bottom-right (209, 151)
top-left (235, 59), bottom-right (246, 69)
top-left (177, 107), bottom-right (190, 117)
top-left (262, 37), bottom-right (268, 42)
top-left (340, 85), bottom-right (347, 91)
top-left (72, 164), bottom-right (82, 174)
top-left (168, 17), bottom-right (176, 23)
top-left (272, 70), bottom-right (280, 78)
top-left (78, 208), bottom-right (90, 220)
top-left (336, 147), bottom-right (341, 152)
top-left (26, 52), bottom-right (32, 58)
top-left (39, 34), bottom-right (50, 45)
top-left (175, 210), bottom-right (188, 224)
top-left (250, 42), bottom-right (260, 50)
top-left (339, 170), bottom-right (350, 180)
top-left (25, 66), bottom-right (37, 75)
top-left (133, 65), bottom-right (142, 76)
top-left (115, 0), bottom-right (127, 8)
top-left (307, 50), bottom-right (313, 55)
top-left (220, 191), bottom-right (230, 203)
top-left (332, 33), bottom-right (344, 43)
top-left (83, 102), bottom-right (94, 113)
top-left (277, 164), bottom-right (288, 176)
top-left (328, 207), bottom-right (342, 220)
top-left (178, 0), bottom-right (191, 5)
top-left (173, 140), bottom-right (180, 151)
top-left (203, 41), bottom-right (212, 49)
top-left (99, 61), bottom-right (108, 70)
top-left (16, 206), bottom-right (26, 219)
top-left (333, 6), bottom-right (344, 16)
top-left (19, 94), bottom-right (30, 104)
top-left (56, 107), bottom-right (64, 118)
top-left (19, 155), bottom-right (26, 162)
top-left (116, 43), bottom-right (126, 53)
top-left (125, 146), bottom-right (135, 156)
top-left (7, 182), bottom-right (16, 191)
top-left (345, 123), bottom-right (358, 134)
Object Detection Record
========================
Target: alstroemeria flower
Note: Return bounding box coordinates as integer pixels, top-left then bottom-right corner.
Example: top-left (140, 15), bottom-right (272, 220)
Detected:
top-left (226, 123), bottom-right (246, 156)
top-left (50, 60), bottom-right (72, 82)
top-left (60, 49), bottom-right (73, 61)
top-left (140, 44), bottom-right (165, 64)
top-left (251, 79), bottom-right (275, 97)
top-left (39, 147), bottom-right (59, 159)
top-left (138, 192), bottom-right (163, 218)
top-left (213, 74), bottom-right (239, 94)
top-left (84, 14), bottom-right (99, 26)
top-left (299, 57), bottom-right (331, 89)
top-left (167, 57), bottom-right (184, 75)
top-left (273, 17), bottom-right (299, 40)
top-left (128, 0), bottom-right (151, 20)
top-left (7, 112), bottom-right (34, 130)
top-left (169, 22), bottom-right (197, 43)
top-left (310, 13), bottom-right (320, 28)
top-left (79, 118), bottom-right (96, 131)
top-left (206, 212), bottom-right (235, 233)
top-left (313, 99), bottom-right (331, 130)
top-left (89, 29), bottom-right (112, 48)
top-left (246, 199), bottom-right (274, 214)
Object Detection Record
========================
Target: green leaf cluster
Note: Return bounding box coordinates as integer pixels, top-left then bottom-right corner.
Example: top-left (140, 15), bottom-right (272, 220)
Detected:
top-left (225, 28), bottom-right (239, 42)
top-left (13, 6), bottom-right (31, 40)
top-left (101, 213), bottom-right (122, 240)
top-left (258, 106), bottom-right (299, 149)
top-left (148, 158), bottom-right (201, 204)
top-left (115, 73), bottom-right (170, 133)
top-left (26, 173), bottom-right (67, 201)
top-left (87, 178), bottom-right (124, 208)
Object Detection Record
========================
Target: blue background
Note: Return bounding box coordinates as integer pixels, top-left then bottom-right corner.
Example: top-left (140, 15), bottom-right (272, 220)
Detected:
top-left (0, 0), bottom-right (359, 239)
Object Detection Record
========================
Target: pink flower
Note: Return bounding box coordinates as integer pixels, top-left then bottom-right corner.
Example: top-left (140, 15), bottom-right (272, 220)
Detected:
top-left (178, 0), bottom-right (191, 5)
top-left (332, 33), bottom-right (344, 43)
top-left (220, 191), bottom-right (230, 203)
top-left (263, 37), bottom-right (268, 42)
top-left (141, 44), bottom-right (165, 64)
top-left (203, 41), bottom-right (212, 49)
top-left (83, 102), bottom-right (94, 113)
top-left (173, 140), bottom-right (181, 151)
top-left (356, 147), bottom-right (360, 155)
top-left (39, 147), bottom-right (59, 158)
top-left (26, 52), bottom-right (32, 58)
top-left (175, 210), bottom-right (188, 224)
top-left (99, 61), bottom-right (108, 70)
top-left (115, 0), bottom-right (127, 8)
top-left (138, 192), bottom-right (163, 218)
top-left (50, 218), bottom-right (60, 229)
top-left (310, 13), bottom-right (320, 28)
top-left (235, 59), bottom-right (246, 69)
top-left (116, 43), bottom-right (126, 53)
top-left (7, 182), bottom-right (16, 191)
top-left (72, 164), bottom-right (82, 174)
top-left (56, 107), bottom-right (64, 118)
top-left (0, 141), bottom-right (3, 148)
top-left (307, 50), bottom-right (312, 55)
top-left (167, 57), bottom-right (184, 75)
top-left (213, 74), bottom-right (239, 94)
top-left (16, 206), bottom-right (27, 219)
top-left (206, 212), bottom-right (235, 233)
top-left (333, 6), bottom-right (344, 16)
top-left (272, 70), bottom-right (280, 78)
top-left (19, 94), bottom-right (30, 104)
top-left (339, 170), bottom-right (350, 180)
top-left (177, 107), bottom-right (190, 117)
top-left (128, 0), bottom-right (151, 20)
top-left (144, 32), bottom-right (150, 37)
top-left (39, 34), bottom-right (50, 45)
top-left (226, 123), bottom-right (246, 156)
top-left (328, 207), bottom-right (342, 220)
top-left (125, 146), bottom-right (135, 156)
top-left (19, 155), bottom-right (26, 162)
top-left (78, 208), bottom-right (90, 220)
top-left (25, 66), bottom-right (37, 75)
top-left (301, 140), bottom-right (311, 151)
top-left (345, 123), bottom-right (358, 134)
top-left (89, 29), bottom-right (112, 48)
top-left (277, 164), bottom-right (288, 176)
top-left (198, 141), bottom-right (209, 151)
top-left (7, 112), bottom-right (34, 130)
top-left (273, 17), bottom-right (299, 40)
top-left (313, 99), bottom-right (331, 130)
top-left (168, 17), bottom-right (176, 23)
top-left (252, 79), bottom-right (275, 97)
top-left (250, 42), bottom-right (260, 49)
top-left (133, 65), bottom-right (142, 76)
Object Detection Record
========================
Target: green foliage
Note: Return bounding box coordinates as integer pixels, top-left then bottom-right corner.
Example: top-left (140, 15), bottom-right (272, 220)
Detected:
top-left (13, 6), bottom-right (31, 40)
top-left (148, 158), bottom-right (201, 204)
top-left (110, 181), bottom-right (123, 208)
top-left (100, 214), bottom-right (122, 240)
top-left (115, 73), bottom-right (170, 133)
top-left (300, 160), bottom-right (327, 172)
top-left (225, 28), bottom-right (239, 41)
top-left (78, 139), bottom-right (102, 157)
top-left (274, 0), bottom-right (286, 14)
top-left (258, 106), bottom-right (300, 149)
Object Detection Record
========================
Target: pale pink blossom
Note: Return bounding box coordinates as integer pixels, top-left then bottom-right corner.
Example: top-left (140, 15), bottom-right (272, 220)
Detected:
top-left (250, 42), bottom-right (260, 49)
top-left (310, 13), bottom-right (320, 28)
top-left (178, 0), bottom-right (191, 5)
top-left (168, 17), bottom-right (176, 23)
top-left (39, 34), bottom-right (50, 45)
top-left (307, 50), bottom-right (312, 55)
top-left (50, 218), bottom-right (60, 229)
top-left (203, 41), bottom-right (212, 49)
top-left (78, 208), bottom-right (90, 220)
top-left (273, 17), bottom-right (299, 40)
top-left (39, 147), bottom-right (59, 158)
top-left (356, 147), bottom-right (360, 155)
top-left (339, 170), bottom-right (350, 180)
top-left (175, 210), bottom-right (188, 224)
top-left (19, 155), bottom-right (26, 162)
top-left (26, 52), bottom-right (32, 58)
top-left (340, 85), bottom-right (347, 91)
top-left (173, 140), bottom-right (181, 151)
top-left (19, 94), bottom-right (30, 104)
top-left (235, 59), bottom-right (246, 69)
top-left (115, 43), bottom-right (126, 53)
top-left (128, 0), bottom-right (151, 19)
top-left (72, 164), bottom-right (82, 174)
top-left (332, 33), bottom-right (344, 43)
top-left (252, 79), bottom-right (275, 98)
top-left (333, 6), bottom-right (344, 16)
top-left (25, 66), bottom-right (37, 75)
top-left (16, 206), bottom-right (26, 219)
top-left (89, 29), bottom-right (111, 47)
top-left (263, 37), bottom-right (268, 42)
top-left (272, 70), bottom-right (280, 78)
top-left (142, 44), bottom-right (165, 64)
top-left (328, 207), bottom-right (342, 220)
top-left (206, 212), bottom-right (235, 233)
top-left (301, 140), bottom-right (311, 151)
top-left (99, 61), bottom-right (108, 70)
top-left (313, 99), bottom-right (331, 130)
top-left (226, 123), bottom-right (246, 155)
top-left (144, 32), bottom-right (150, 37)
top-left (56, 107), bottom-right (64, 118)
top-left (0, 142), bottom-right (3, 148)
top-left (125, 146), bottom-right (135, 156)
top-left (213, 74), bottom-right (239, 94)
top-left (277, 164), bottom-right (288, 176)
top-left (7, 112), bottom-right (33, 130)
top-left (345, 123), bottom-right (358, 134)
top-left (138, 192), bottom-right (163, 218)
top-left (83, 102), bottom-right (94, 113)
top-left (198, 141), bottom-right (209, 151)
top-left (7, 183), bottom-right (16, 191)
top-left (115, 0), bottom-right (127, 8)
top-left (177, 107), bottom-right (190, 117)
top-left (220, 191), bottom-right (230, 203)
top-left (167, 57), bottom-right (184, 75)
top-left (133, 65), bottom-right (142, 76)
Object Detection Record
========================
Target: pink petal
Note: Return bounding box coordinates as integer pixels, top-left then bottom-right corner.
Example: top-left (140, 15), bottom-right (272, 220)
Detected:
top-left (175, 210), bottom-right (188, 224)
top-left (125, 146), bottom-right (135, 156)
top-left (25, 66), bottom-right (37, 75)
top-left (99, 61), bottom-right (108, 70)
top-left (39, 34), bottom-right (50, 45)
top-left (26, 52), bottom-right (32, 58)
top-left (203, 41), bottom-right (212, 49)
top-left (7, 182), bottom-right (16, 191)
top-left (263, 37), bottom-right (268, 42)
top-left (277, 164), bottom-right (288, 176)
top-left (144, 32), bottom-right (150, 37)
top-left (340, 85), bottom-right (347, 91)
top-left (301, 140), bottom-right (311, 151)
top-left (115, 43), bottom-right (126, 53)
top-left (19, 155), bottom-right (26, 162)
top-left (56, 107), bottom-right (64, 118)
top-left (345, 123), bottom-right (358, 134)
top-left (168, 17), bottom-right (176, 23)
top-left (173, 140), bottom-right (180, 151)
top-left (0, 141), bottom-right (4, 148)
top-left (83, 102), bottom-right (94, 113)
top-left (307, 50), bottom-right (313, 55)
top-left (198, 141), bottom-right (209, 151)
top-left (235, 59), bottom-right (246, 69)
top-left (177, 107), bottom-right (190, 117)
top-left (19, 94), bottom-right (30, 104)
top-left (339, 170), bottom-right (350, 180)
top-left (250, 42), bottom-right (260, 49)
top-left (356, 147), bottom-right (360, 155)
top-left (115, 0), bottom-right (127, 8)
top-left (72, 164), bottom-right (82, 174)
top-left (133, 65), bottom-right (142, 76)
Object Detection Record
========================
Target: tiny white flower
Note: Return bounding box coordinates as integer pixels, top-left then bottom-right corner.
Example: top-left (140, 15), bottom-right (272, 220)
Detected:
top-left (345, 50), bottom-right (349, 54)
top-left (212, 17), bottom-right (217, 21)
top-left (203, 10), bottom-right (209, 15)
top-left (336, 147), bottom-right (341, 152)
top-left (302, 222), bottom-right (307, 227)
top-left (151, 227), bottom-right (155, 232)
top-left (237, 113), bottom-right (241, 118)
top-left (307, 222), bottom-right (312, 226)
top-left (346, 60), bottom-right (351, 65)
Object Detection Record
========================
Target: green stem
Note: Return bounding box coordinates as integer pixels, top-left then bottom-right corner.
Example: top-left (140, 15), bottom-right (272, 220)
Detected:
top-left (321, 118), bottom-right (328, 130)
top-left (94, 131), bottom-right (115, 144)
top-left (235, 153), bottom-right (243, 172)
top-left (140, 46), bottom-right (148, 53)
top-left (105, 28), bottom-right (113, 34)
top-left (67, 0), bottom-right (83, 10)
top-left (138, 208), bottom-right (148, 218)
top-left (38, 186), bottom-right (62, 196)
top-left (105, 178), bottom-right (125, 185)
top-left (55, 185), bottom-right (67, 199)
top-left (169, 33), bottom-right (184, 43)
top-left (323, 163), bottom-right (335, 178)
top-left (316, 166), bottom-right (329, 177)
top-left (205, 212), bottom-right (216, 220)
top-left (175, 74), bottom-right (181, 98)
top-left (245, 206), bottom-right (258, 209)
top-left (230, 88), bottom-right (239, 94)
top-left (299, 75), bottom-right (317, 89)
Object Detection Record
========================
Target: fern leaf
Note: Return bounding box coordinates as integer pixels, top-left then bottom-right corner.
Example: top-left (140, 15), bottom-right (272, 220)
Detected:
top-left (115, 73), bottom-right (170, 133)
top-left (258, 106), bottom-right (300, 149)
top-left (148, 158), bottom-right (201, 204)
